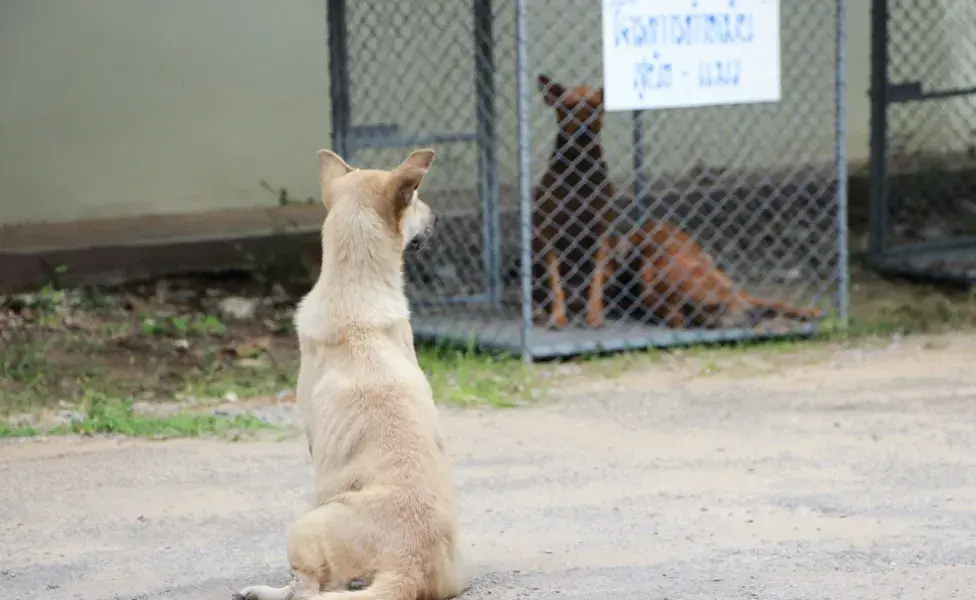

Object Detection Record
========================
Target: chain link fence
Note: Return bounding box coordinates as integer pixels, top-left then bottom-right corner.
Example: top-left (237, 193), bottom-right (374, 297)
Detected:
top-left (868, 0), bottom-right (976, 284)
top-left (327, 0), bottom-right (846, 360)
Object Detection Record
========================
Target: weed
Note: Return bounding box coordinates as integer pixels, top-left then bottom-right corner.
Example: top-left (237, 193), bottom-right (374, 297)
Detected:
top-left (49, 392), bottom-right (273, 439)
top-left (170, 315), bottom-right (190, 334)
top-left (182, 367), bottom-right (296, 402)
top-left (193, 315), bottom-right (227, 335)
top-left (0, 341), bottom-right (47, 384)
top-left (260, 180), bottom-right (315, 206)
top-left (0, 422), bottom-right (39, 438)
top-left (139, 313), bottom-right (227, 338)
top-left (417, 342), bottom-right (534, 407)
top-left (139, 314), bottom-right (166, 336)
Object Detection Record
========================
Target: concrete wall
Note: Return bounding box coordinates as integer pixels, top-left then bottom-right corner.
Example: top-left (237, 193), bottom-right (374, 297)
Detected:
top-left (0, 1), bottom-right (955, 227)
top-left (0, 0), bottom-right (330, 226)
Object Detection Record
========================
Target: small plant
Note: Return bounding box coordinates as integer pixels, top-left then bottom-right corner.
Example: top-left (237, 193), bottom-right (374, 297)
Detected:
top-left (140, 315), bottom-right (166, 336)
top-left (0, 342), bottom-right (47, 384)
top-left (260, 180), bottom-right (315, 206)
top-left (51, 392), bottom-right (273, 438)
top-left (170, 315), bottom-right (190, 334)
top-left (36, 285), bottom-right (64, 312)
top-left (192, 315), bottom-right (226, 335)
top-left (0, 422), bottom-right (38, 438)
top-left (138, 314), bottom-right (227, 338)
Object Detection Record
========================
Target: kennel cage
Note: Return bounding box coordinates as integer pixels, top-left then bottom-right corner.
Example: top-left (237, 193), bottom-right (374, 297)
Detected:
top-left (326, 0), bottom-right (848, 360)
top-left (867, 0), bottom-right (976, 285)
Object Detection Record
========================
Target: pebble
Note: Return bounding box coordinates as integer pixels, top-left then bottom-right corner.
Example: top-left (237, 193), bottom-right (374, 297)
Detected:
top-left (218, 297), bottom-right (259, 321)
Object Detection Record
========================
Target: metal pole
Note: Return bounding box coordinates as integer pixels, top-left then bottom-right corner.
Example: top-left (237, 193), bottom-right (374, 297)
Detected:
top-left (834, 0), bottom-right (849, 326)
top-left (326, 0), bottom-right (351, 159)
top-left (515, 0), bottom-right (533, 363)
top-left (473, 0), bottom-right (502, 305)
top-left (631, 111), bottom-right (649, 217)
top-left (868, 0), bottom-right (890, 263)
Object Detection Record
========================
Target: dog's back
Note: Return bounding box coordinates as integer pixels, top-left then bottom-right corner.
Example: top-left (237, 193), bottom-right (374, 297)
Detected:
top-left (297, 323), bottom-right (447, 501)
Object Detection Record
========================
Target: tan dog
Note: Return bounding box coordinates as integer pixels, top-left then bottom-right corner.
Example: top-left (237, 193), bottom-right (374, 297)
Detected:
top-left (233, 148), bottom-right (468, 600)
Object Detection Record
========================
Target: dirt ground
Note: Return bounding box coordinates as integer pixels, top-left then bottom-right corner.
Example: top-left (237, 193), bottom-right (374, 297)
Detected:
top-left (7, 258), bottom-right (976, 419)
top-left (2, 332), bottom-right (975, 599)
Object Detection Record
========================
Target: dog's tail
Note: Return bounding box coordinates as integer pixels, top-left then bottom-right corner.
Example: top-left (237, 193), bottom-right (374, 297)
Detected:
top-left (744, 296), bottom-right (825, 322)
top-left (308, 572), bottom-right (417, 600)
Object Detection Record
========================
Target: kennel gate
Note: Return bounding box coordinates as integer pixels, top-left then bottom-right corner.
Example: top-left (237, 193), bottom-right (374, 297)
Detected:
top-left (326, 0), bottom-right (848, 360)
top-left (867, 0), bottom-right (976, 285)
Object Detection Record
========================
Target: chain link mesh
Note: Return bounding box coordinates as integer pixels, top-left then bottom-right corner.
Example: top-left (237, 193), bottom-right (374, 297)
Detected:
top-left (333, 0), bottom-right (843, 358)
top-left (877, 1), bottom-right (976, 278)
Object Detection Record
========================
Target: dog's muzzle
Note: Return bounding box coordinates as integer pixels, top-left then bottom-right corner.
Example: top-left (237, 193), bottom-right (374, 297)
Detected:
top-left (407, 215), bottom-right (437, 252)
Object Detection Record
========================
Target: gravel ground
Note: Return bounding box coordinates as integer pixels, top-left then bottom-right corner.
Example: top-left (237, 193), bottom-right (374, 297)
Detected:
top-left (2, 333), bottom-right (976, 600)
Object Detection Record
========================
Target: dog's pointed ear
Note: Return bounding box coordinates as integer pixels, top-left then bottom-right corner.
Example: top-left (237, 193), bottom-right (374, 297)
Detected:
top-left (390, 148), bottom-right (435, 213)
top-left (316, 149), bottom-right (354, 199)
top-left (538, 74), bottom-right (567, 107)
top-left (316, 149), bottom-right (354, 209)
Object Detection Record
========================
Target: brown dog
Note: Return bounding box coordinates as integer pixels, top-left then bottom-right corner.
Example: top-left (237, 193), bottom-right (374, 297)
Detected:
top-left (612, 221), bottom-right (825, 329)
top-left (233, 148), bottom-right (468, 600)
top-left (532, 74), bottom-right (616, 329)
top-left (534, 74), bottom-right (824, 330)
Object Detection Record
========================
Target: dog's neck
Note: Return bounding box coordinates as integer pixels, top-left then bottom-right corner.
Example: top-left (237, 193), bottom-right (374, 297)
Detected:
top-left (549, 130), bottom-right (617, 203)
top-left (294, 210), bottom-right (412, 345)
top-left (550, 131), bottom-right (613, 187)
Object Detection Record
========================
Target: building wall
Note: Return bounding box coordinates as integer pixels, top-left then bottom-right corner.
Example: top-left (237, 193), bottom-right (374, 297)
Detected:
top-left (0, 0), bottom-right (331, 226)
top-left (0, 1), bottom-right (949, 226)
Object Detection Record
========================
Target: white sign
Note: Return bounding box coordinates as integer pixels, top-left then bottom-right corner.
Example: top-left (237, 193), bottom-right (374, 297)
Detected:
top-left (601, 0), bottom-right (781, 111)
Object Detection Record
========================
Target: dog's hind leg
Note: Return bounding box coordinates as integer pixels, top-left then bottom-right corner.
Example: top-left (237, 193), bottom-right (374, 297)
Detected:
top-left (303, 572), bottom-right (419, 600)
top-left (233, 582), bottom-right (295, 600)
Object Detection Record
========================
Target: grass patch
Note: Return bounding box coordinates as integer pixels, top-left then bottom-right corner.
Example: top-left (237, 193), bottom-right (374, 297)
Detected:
top-left (418, 341), bottom-right (534, 407)
top-left (0, 422), bottom-right (40, 438)
top-left (178, 367), bottom-right (297, 403)
top-left (0, 340), bottom-right (52, 397)
top-left (44, 393), bottom-right (273, 439)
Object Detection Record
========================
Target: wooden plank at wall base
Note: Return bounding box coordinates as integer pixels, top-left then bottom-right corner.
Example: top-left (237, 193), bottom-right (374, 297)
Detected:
top-left (0, 204), bottom-right (327, 293)
top-left (0, 230), bottom-right (324, 293)
top-left (0, 204), bottom-right (328, 253)
top-left (0, 188), bottom-right (512, 293)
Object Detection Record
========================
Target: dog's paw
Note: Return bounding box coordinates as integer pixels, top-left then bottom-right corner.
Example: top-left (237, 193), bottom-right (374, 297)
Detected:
top-left (232, 583), bottom-right (295, 600)
top-left (347, 577), bottom-right (370, 591)
top-left (585, 314), bottom-right (605, 328)
top-left (230, 586), bottom-right (263, 600)
top-left (548, 314), bottom-right (569, 330)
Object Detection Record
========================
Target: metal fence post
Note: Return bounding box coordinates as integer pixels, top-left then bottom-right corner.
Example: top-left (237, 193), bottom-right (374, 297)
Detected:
top-left (631, 111), bottom-right (649, 217)
top-left (835, 0), bottom-right (849, 326)
top-left (868, 0), bottom-right (890, 263)
top-left (473, 0), bottom-right (502, 306)
top-left (515, 0), bottom-right (533, 362)
top-left (326, 0), bottom-right (351, 160)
